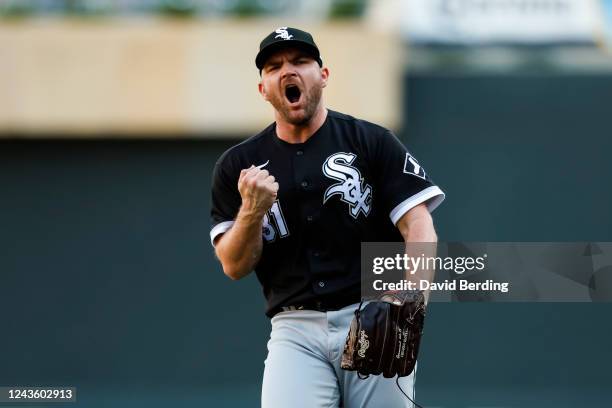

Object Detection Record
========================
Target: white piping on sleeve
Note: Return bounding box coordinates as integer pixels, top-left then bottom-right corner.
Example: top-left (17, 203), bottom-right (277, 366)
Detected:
top-left (210, 221), bottom-right (235, 247)
top-left (389, 186), bottom-right (445, 225)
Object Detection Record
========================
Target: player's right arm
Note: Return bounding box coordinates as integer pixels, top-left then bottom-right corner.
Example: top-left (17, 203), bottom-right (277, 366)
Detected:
top-left (214, 166), bottom-right (278, 280)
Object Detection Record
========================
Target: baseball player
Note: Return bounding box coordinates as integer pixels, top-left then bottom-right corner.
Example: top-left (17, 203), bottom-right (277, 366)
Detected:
top-left (210, 27), bottom-right (445, 408)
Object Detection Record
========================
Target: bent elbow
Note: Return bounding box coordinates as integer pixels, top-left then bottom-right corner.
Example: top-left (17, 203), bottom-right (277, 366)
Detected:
top-left (225, 271), bottom-right (242, 281)
top-left (222, 264), bottom-right (246, 281)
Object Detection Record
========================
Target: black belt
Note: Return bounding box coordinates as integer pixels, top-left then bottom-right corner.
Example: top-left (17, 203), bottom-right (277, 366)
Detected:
top-left (278, 297), bottom-right (358, 314)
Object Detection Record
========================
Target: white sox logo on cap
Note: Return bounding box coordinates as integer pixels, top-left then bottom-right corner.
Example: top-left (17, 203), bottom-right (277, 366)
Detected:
top-left (274, 27), bottom-right (293, 40)
top-left (256, 26), bottom-right (322, 70)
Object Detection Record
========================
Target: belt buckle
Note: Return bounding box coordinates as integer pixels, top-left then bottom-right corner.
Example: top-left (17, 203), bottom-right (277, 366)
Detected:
top-left (281, 305), bottom-right (305, 312)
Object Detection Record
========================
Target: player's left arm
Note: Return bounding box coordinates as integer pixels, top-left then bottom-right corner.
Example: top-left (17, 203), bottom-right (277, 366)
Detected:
top-left (371, 128), bottom-right (444, 302)
top-left (396, 202), bottom-right (437, 243)
top-left (396, 203), bottom-right (438, 304)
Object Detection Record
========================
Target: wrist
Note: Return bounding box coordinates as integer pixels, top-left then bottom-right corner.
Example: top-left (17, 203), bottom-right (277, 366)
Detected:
top-left (237, 203), bottom-right (266, 225)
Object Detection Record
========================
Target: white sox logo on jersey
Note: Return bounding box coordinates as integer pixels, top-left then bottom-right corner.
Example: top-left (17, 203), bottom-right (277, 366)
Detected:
top-left (274, 27), bottom-right (293, 40)
top-left (322, 152), bottom-right (372, 218)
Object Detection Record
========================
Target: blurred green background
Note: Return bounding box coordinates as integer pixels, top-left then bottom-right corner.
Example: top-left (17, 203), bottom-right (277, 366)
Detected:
top-left (2, 1), bottom-right (612, 407)
top-left (2, 74), bottom-right (612, 407)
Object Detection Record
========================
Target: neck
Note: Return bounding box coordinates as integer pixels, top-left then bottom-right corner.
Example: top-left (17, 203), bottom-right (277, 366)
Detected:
top-left (275, 106), bottom-right (328, 144)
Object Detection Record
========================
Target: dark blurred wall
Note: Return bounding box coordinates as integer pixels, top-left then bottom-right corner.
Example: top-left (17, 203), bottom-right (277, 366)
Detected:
top-left (405, 73), bottom-right (612, 242)
top-left (0, 140), bottom-right (268, 386)
top-left (403, 73), bottom-right (612, 406)
top-left (1, 73), bottom-right (611, 407)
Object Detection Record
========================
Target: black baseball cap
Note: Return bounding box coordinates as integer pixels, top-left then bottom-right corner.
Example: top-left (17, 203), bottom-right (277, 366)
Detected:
top-left (255, 27), bottom-right (323, 71)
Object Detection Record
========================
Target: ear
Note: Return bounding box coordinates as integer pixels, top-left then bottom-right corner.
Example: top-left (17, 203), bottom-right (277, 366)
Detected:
top-left (258, 81), bottom-right (269, 101)
top-left (320, 67), bottom-right (329, 88)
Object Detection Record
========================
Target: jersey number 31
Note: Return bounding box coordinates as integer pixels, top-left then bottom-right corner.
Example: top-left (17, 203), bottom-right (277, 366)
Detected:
top-left (262, 200), bottom-right (289, 242)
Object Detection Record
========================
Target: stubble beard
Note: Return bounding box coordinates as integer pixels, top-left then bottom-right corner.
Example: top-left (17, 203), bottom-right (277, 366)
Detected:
top-left (271, 83), bottom-right (323, 126)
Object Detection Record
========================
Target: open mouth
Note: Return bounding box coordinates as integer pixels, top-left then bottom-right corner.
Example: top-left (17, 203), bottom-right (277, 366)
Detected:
top-left (284, 84), bottom-right (302, 104)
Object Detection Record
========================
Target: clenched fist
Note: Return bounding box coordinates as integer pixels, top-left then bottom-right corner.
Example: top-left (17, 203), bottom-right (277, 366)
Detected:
top-left (238, 165), bottom-right (279, 216)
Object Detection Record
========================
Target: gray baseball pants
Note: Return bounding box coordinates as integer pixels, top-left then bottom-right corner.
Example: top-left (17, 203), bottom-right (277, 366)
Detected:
top-left (261, 302), bottom-right (416, 408)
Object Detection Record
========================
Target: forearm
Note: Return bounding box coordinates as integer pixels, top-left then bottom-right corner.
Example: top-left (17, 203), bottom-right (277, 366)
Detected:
top-left (403, 217), bottom-right (437, 284)
top-left (215, 206), bottom-right (264, 280)
top-left (397, 204), bottom-right (438, 302)
top-left (401, 216), bottom-right (437, 243)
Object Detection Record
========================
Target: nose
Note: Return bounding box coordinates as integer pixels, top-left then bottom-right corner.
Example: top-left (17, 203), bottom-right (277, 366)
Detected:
top-left (279, 62), bottom-right (297, 79)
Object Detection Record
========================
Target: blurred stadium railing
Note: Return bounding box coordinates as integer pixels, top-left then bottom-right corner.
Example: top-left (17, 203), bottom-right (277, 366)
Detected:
top-left (0, 0), bottom-right (366, 18)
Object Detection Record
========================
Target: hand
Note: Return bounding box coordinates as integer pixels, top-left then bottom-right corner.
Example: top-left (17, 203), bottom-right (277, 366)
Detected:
top-left (238, 166), bottom-right (279, 216)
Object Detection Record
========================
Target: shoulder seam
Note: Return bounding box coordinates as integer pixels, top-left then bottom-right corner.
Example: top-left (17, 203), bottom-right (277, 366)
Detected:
top-left (328, 110), bottom-right (389, 134)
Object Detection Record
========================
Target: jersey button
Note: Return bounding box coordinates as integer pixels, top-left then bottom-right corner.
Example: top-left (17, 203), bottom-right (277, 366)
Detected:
top-left (306, 215), bottom-right (313, 222)
top-left (296, 150), bottom-right (304, 156)
top-left (300, 180), bottom-right (309, 189)
top-left (318, 281), bottom-right (325, 288)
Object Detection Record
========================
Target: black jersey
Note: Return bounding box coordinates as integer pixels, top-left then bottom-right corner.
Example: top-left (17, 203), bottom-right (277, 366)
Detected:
top-left (210, 110), bottom-right (445, 317)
